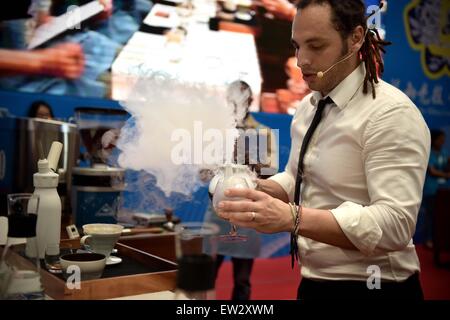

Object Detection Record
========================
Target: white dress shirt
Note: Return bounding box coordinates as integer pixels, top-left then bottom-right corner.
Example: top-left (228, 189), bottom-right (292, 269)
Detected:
top-left (270, 63), bottom-right (431, 281)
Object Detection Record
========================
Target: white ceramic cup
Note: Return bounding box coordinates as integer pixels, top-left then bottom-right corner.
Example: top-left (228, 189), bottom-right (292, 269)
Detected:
top-left (81, 223), bottom-right (124, 258)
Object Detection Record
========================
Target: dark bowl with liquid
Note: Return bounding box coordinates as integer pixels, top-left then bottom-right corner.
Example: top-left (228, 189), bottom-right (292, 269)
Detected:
top-left (60, 252), bottom-right (107, 281)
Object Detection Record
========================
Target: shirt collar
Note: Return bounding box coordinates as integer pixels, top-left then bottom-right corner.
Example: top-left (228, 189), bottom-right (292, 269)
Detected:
top-left (309, 63), bottom-right (366, 110)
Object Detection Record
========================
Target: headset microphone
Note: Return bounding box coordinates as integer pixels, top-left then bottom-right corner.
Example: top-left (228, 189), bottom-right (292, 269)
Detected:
top-left (316, 50), bottom-right (356, 78)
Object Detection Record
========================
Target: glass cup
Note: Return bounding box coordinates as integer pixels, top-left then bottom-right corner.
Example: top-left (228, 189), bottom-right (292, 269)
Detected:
top-left (44, 243), bottom-right (73, 274)
top-left (211, 165), bottom-right (256, 243)
top-left (44, 244), bottom-right (62, 274)
top-left (1, 193), bottom-right (44, 300)
top-left (174, 222), bottom-right (219, 300)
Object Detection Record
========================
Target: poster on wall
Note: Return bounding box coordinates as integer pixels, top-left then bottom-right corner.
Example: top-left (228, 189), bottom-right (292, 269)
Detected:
top-left (383, 0), bottom-right (450, 148)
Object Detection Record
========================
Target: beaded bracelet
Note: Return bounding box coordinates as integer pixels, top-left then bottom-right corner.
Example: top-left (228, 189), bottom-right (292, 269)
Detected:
top-left (294, 204), bottom-right (302, 234)
top-left (289, 203), bottom-right (296, 228)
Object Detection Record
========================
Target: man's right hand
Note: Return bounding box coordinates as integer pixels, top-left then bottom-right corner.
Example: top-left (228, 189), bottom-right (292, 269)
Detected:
top-left (37, 43), bottom-right (85, 79)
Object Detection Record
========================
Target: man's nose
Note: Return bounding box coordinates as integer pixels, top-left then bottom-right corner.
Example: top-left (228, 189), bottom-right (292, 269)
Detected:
top-left (296, 50), bottom-right (311, 69)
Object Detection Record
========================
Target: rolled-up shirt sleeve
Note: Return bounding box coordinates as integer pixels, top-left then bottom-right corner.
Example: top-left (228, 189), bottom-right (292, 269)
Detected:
top-left (330, 103), bottom-right (430, 256)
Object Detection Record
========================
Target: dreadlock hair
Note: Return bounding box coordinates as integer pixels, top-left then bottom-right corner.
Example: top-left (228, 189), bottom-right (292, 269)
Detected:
top-left (296, 0), bottom-right (392, 99)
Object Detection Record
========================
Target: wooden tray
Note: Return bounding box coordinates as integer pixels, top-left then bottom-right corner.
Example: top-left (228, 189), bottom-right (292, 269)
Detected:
top-left (119, 232), bottom-right (177, 262)
top-left (52, 241), bottom-right (176, 300)
top-left (1, 241), bottom-right (178, 300)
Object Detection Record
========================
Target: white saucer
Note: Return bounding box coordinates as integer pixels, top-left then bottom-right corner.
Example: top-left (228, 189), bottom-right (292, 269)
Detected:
top-left (106, 256), bottom-right (122, 265)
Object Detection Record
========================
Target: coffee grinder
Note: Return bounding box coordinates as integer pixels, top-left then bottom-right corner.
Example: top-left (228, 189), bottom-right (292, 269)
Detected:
top-left (71, 107), bottom-right (128, 227)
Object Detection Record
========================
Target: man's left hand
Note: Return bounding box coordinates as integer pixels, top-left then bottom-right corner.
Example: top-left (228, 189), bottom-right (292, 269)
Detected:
top-left (216, 188), bottom-right (292, 234)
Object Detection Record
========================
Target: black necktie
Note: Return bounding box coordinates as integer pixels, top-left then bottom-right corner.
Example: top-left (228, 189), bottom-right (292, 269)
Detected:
top-left (294, 97), bottom-right (333, 205)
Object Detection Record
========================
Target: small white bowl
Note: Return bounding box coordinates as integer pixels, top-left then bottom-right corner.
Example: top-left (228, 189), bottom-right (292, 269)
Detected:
top-left (60, 253), bottom-right (107, 281)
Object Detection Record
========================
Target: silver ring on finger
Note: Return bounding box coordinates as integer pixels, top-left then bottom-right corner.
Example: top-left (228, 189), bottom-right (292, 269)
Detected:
top-left (250, 211), bottom-right (256, 222)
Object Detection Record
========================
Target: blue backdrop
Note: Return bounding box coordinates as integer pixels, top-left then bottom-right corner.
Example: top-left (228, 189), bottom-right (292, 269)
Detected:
top-left (383, 0), bottom-right (450, 148)
top-left (0, 0), bottom-right (448, 258)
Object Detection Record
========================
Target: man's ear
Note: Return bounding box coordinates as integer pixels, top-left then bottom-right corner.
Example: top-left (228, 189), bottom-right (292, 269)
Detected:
top-left (351, 25), bottom-right (365, 52)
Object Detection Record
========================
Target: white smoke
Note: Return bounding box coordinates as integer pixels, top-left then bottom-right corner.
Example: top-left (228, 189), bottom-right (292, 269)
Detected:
top-left (116, 72), bottom-right (239, 197)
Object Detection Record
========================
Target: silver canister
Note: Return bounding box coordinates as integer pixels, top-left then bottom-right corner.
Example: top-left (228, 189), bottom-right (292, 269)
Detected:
top-left (71, 166), bottom-right (125, 227)
top-left (0, 117), bottom-right (78, 215)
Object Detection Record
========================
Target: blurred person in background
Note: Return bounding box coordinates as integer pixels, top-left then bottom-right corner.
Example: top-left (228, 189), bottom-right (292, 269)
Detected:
top-left (255, 0), bottom-right (296, 92)
top-left (0, 0), bottom-right (85, 79)
top-left (203, 80), bottom-right (278, 300)
top-left (27, 100), bottom-right (54, 119)
top-left (0, 43), bottom-right (85, 79)
top-left (0, 0), bottom-right (121, 97)
top-left (258, 1), bottom-right (310, 113)
top-left (50, 0), bottom-right (152, 45)
top-left (419, 129), bottom-right (450, 249)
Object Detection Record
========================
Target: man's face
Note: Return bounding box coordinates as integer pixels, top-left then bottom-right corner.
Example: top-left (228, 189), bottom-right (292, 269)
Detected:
top-left (292, 4), bottom-right (352, 94)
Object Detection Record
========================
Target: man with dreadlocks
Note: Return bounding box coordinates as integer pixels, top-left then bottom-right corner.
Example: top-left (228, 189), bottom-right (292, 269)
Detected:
top-left (216, 0), bottom-right (430, 299)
